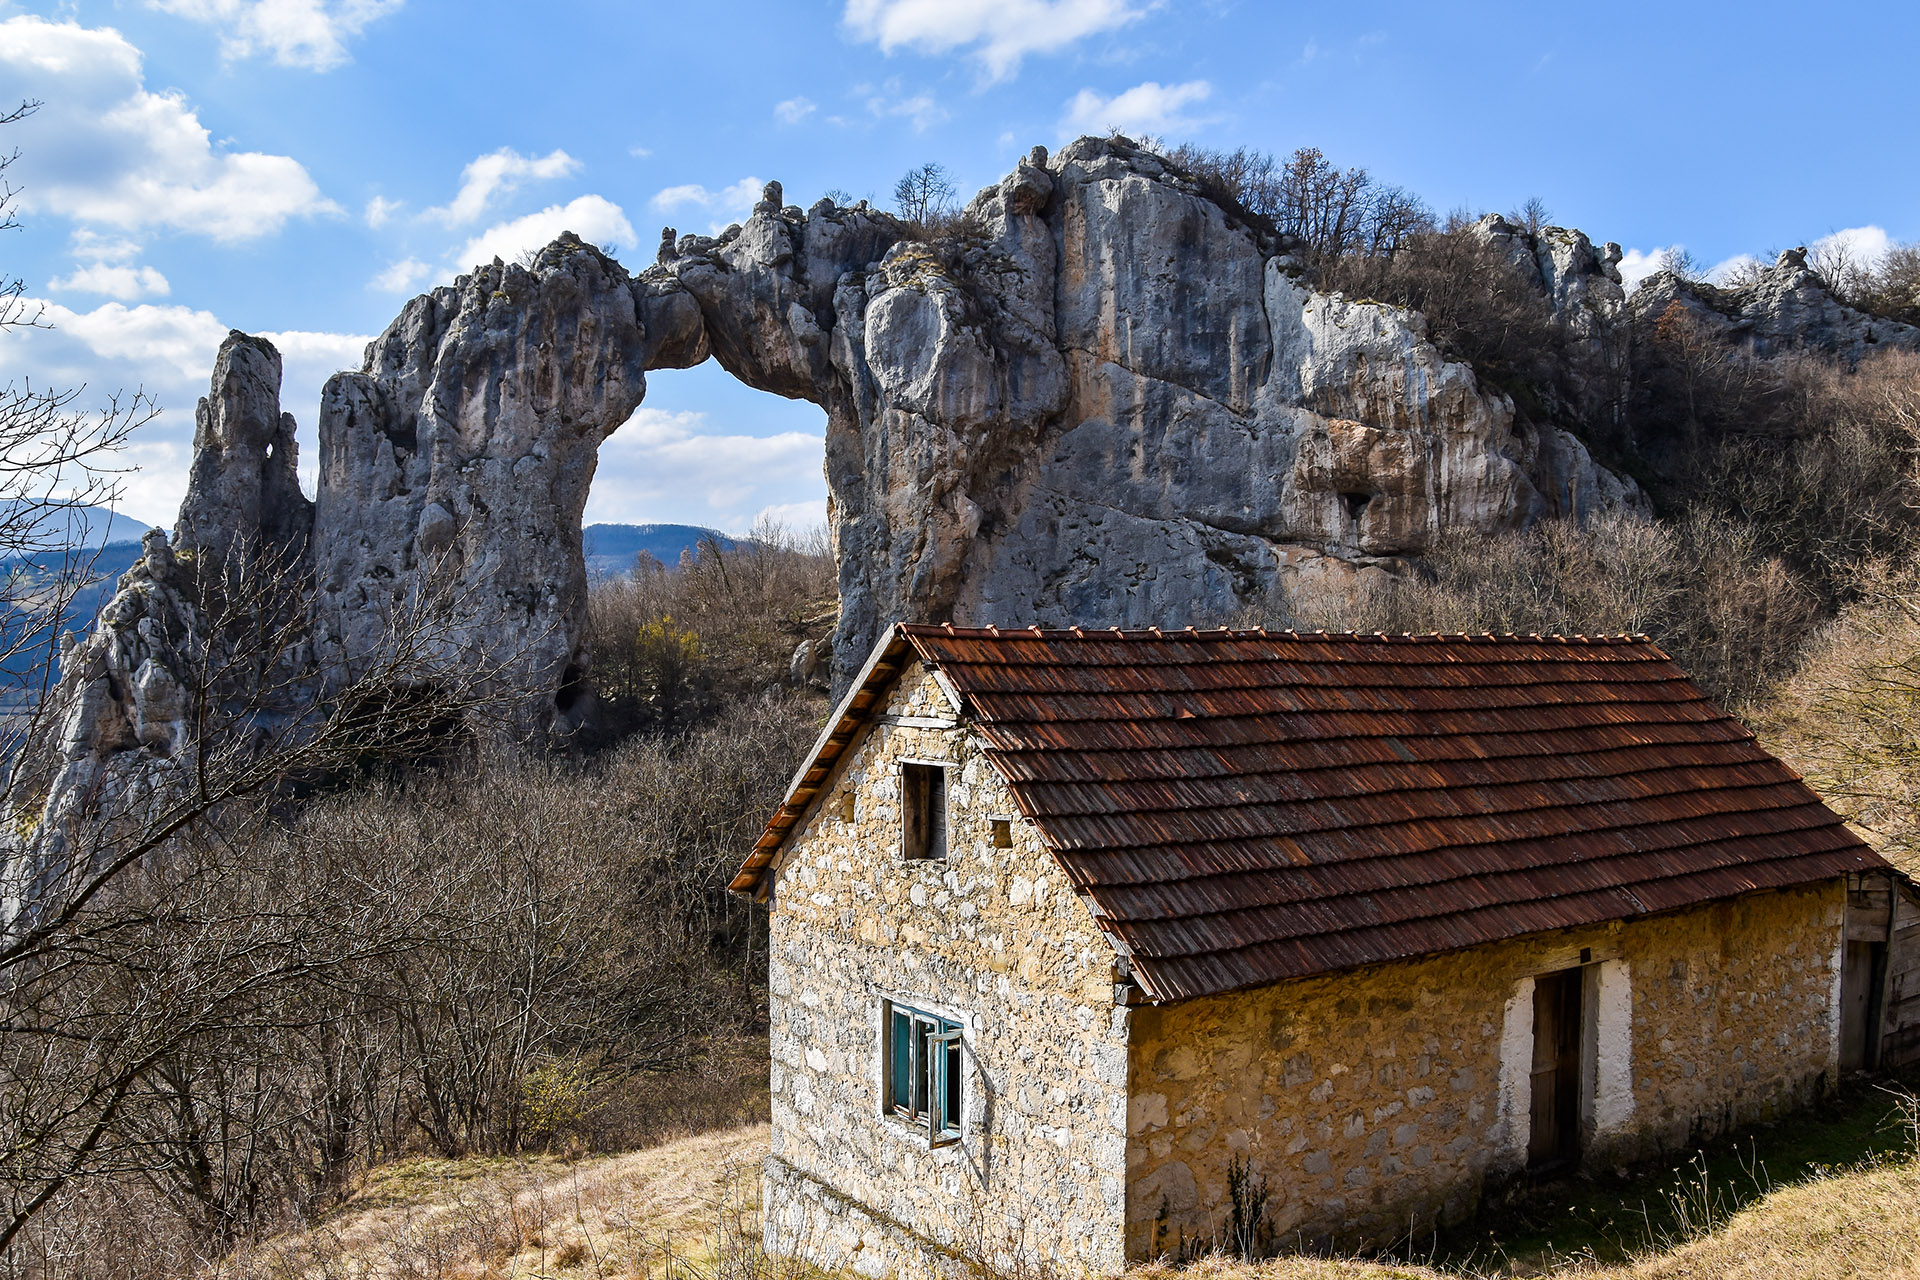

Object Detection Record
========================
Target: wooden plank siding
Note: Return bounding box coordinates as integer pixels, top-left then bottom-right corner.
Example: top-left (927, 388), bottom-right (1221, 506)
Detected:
top-left (1883, 876), bottom-right (1920, 1067)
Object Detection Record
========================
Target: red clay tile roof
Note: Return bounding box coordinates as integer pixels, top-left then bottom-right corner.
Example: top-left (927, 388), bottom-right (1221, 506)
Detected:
top-left (732, 625), bottom-right (1885, 1002)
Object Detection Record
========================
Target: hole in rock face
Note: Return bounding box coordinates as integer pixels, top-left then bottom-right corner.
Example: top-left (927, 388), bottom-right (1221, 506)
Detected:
top-left (1341, 491), bottom-right (1373, 523)
top-left (554, 663), bottom-right (587, 714)
top-left (574, 361), bottom-right (834, 742)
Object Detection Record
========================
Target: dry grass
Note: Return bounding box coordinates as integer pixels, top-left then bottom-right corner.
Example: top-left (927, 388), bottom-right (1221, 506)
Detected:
top-left (210, 1113), bottom-right (1920, 1280)
top-left (217, 1125), bottom-right (770, 1280)
top-left (1135, 1152), bottom-right (1920, 1280)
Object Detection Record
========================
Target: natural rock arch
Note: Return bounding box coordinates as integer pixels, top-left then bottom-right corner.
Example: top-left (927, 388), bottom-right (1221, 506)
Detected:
top-left (33, 132), bottom-right (1670, 864)
top-left (222, 137), bottom-right (1648, 738)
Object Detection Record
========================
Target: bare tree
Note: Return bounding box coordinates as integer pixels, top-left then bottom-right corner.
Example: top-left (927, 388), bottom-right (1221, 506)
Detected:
top-left (0, 540), bottom-right (523, 1253)
top-left (892, 162), bottom-right (956, 226)
top-left (1508, 195), bottom-right (1553, 237)
top-left (0, 99), bottom-right (158, 746)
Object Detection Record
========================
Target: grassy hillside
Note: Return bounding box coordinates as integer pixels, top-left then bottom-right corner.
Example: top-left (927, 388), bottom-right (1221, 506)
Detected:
top-left (222, 1082), bottom-right (1920, 1280)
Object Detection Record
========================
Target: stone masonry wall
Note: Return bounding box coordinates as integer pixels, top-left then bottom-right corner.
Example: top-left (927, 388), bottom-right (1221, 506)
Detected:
top-left (1124, 881), bottom-right (1845, 1258)
top-left (763, 665), bottom-right (1129, 1276)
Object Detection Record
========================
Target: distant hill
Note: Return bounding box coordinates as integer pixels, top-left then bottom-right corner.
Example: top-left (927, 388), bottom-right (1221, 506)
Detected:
top-left (582, 524), bottom-right (734, 577)
top-left (0, 539), bottom-right (147, 690)
top-left (2, 525), bottom-right (726, 692)
top-left (1, 502), bottom-right (150, 550)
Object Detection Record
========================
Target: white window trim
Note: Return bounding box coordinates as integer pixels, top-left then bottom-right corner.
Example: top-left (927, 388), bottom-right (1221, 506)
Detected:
top-left (875, 992), bottom-right (977, 1150)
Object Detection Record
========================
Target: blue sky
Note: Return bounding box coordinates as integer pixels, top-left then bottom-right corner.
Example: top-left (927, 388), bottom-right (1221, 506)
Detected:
top-left (3, 0), bottom-right (1916, 534)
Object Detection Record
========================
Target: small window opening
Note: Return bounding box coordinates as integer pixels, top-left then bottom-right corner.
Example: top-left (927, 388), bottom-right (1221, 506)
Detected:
top-left (886, 1001), bottom-right (962, 1144)
top-left (901, 763), bottom-right (947, 861)
top-left (1341, 491), bottom-right (1372, 523)
top-left (990, 818), bottom-right (1013, 848)
top-left (837, 790), bottom-right (855, 821)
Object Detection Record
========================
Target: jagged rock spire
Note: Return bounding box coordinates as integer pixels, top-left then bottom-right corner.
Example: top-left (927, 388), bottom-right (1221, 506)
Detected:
top-left (175, 331), bottom-right (313, 563)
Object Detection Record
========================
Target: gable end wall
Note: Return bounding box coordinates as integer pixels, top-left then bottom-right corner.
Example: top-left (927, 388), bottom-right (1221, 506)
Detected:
top-left (763, 664), bottom-right (1130, 1275)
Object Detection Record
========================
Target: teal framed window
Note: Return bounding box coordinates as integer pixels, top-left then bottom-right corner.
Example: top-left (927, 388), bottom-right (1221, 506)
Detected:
top-left (884, 1000), bottom-right (962, 1144)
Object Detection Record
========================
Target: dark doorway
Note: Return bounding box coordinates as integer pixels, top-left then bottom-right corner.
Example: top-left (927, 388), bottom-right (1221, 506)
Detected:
top-left (1528, 968), bottom-right (1585, 1169)
top-left (1840, 940), bottom-right (1885, 1072)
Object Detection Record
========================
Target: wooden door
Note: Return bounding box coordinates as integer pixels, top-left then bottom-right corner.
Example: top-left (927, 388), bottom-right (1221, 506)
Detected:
top-left (1528, 969), bottom-right (1584, 1169)
top-left (1840, 941), bottom-right (1882, 1071)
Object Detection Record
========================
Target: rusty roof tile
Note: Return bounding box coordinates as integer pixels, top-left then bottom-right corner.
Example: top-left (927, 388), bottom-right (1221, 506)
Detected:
top-left (730, 626), bottom-right (1885, 1002)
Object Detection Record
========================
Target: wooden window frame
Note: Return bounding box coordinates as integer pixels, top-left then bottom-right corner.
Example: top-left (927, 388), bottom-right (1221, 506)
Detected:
top-left (899, 762), bottom-right (948, 862)
top-left (882, 999), bottom-right (962, 1147)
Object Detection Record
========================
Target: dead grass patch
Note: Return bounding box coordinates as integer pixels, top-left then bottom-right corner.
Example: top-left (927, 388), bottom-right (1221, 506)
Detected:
top-left (218, 1125), bottom-right (769, 1279)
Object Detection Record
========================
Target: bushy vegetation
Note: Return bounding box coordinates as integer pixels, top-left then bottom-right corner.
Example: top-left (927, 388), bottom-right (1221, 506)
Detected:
top-left (0, 524), bottom-right (836, 1275)
top-left (584, 521), bottom-right (836, 738)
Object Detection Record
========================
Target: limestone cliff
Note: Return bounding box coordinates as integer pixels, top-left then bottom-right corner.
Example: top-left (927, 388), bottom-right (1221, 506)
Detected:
top-left (1633, 247), bottom-right (1920, 363)
top-left (21, 137), bottom-right (1675, 847)
top-left (643, 140), bottom-right (1645, 690)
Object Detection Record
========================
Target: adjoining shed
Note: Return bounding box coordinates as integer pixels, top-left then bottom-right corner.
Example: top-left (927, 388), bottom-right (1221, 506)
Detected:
top-left (732, 625), bottom-right (1910, 1275)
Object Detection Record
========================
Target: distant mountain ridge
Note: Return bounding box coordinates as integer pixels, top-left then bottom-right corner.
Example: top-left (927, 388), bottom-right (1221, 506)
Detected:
top-left (0, 526), bottom-right (711, 690)
top-left (582, 523), bottom-right (733, 576)
top-left (2, 503), bottom-right (149, 550)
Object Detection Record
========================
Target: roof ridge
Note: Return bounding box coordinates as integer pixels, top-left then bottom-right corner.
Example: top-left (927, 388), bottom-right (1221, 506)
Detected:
top-left (895, 624), bottom-right (1657, 644)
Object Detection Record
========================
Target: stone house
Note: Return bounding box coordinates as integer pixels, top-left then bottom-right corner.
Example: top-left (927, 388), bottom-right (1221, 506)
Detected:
top-left (729, 625), bottom-right (1911, 1275)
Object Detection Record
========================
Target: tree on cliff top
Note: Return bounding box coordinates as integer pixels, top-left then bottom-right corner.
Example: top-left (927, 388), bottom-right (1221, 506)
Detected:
top-left (892, 161), bottom-right (956, 227)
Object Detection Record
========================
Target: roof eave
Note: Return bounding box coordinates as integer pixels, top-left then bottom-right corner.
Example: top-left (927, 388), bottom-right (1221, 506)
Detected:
top-left (726, 625), bottom-right (919, 899)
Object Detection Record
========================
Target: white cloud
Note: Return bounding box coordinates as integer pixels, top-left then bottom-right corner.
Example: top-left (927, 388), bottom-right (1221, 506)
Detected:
top-left (45, 299), bottom-right (232, 381)
top-left (146, 0), bottom-right (401, 70)
top-left (0, 16), bottom-right (338, 241)
top-left (369, 257), bottom-right (433, 293)
top-left (1060, 79), bottom-right (1211, 138)
top-left (427, 147), bottom-right (580, 227)
top-left (15, 299), bottom-right (370, 524)
top-left (47, 230), bottom-right (171, 299)
top-left (1617, 246), bottom-right (1682, 292)
top-left (364, 195), bottom-right (402, 228)
top-left (865, 84), bottom-right (948, 131)
top-left (774, 97), bottom-right (817, 125)
top-left (587, 407), bottom-right (825, 531)
top-left (455, 194), bottom-right (636, 268)
top-left (844, 0), bottom-right (1147, 80)
top-left (748, 500), bottom-right (829, 538)
top-left (648, 177), bottom-right (764, 232)
top-left (48, 262), bottom-right (171, 300)
top-left (627, 144), bottom-right (653, 159)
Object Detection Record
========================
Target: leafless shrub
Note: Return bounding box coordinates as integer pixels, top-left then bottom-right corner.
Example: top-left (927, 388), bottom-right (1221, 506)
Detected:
top-left (1758, 563), bottom-right (1920, 874)
top-left (1321, 217), bottom-right (1562, 405)
top-left (1261, 509), bottom-right (1816, 712)
top-left (585, 518), bottom-right (834, 736)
